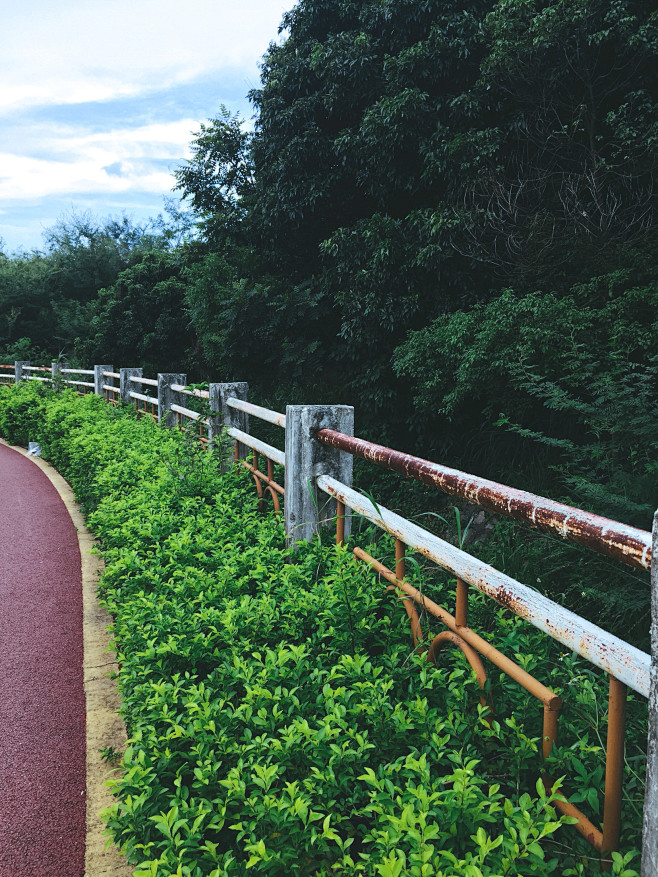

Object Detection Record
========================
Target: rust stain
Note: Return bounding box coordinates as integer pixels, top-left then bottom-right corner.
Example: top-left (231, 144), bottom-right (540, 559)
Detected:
top-left (317, 429), bottom-right (651, 570)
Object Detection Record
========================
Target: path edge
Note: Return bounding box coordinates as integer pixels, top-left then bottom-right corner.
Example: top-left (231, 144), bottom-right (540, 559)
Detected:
top-left (0, 440), bottom-right (132, 877)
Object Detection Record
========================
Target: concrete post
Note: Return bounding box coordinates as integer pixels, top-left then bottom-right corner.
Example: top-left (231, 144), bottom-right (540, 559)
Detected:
top-left (120, 368), bottom-right (142, 405)
top-left (284, 404), bottom-right (354, 546)
top-left (642, 510), bottom-right (658, 873)
top-left (208, 382), bottom-right (249, 464)
top-left (94, 364), bottom-right (113, 396)
top-left (157, 373), bottom-right (186, 428)
top-left (51, 361), bottom-right (67, 389)
top-left (14, 361), bottom-right (29, 383)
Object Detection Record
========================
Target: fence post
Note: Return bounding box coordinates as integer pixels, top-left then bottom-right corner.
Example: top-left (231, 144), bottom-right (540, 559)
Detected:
top-left (51, 361), bottom-right (66, 389)
top-left (158, 373), bottom-right (186, 428)
top-left (642, 510), bottom-right (658, 873)
top-left (284, 404), bottom-right (354, 546)
top-left (94, 364), bottom-right (113, 396)
top-left (208, 382), bottom-right (249, 464)
top-left (14, 361), bottom-right (29, 383)
top-left (120, 368), bottom-right (142, 405)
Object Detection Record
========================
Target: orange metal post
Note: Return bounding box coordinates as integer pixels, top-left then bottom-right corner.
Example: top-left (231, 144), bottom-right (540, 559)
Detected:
top-left (336, 500), bottom-right (345, 546)
top-left (455, 578), bottom-right (468, 628)
top-left (601, 675), bottom-right (627, 868)
top-left (395, 538), bottom-right (405, 582)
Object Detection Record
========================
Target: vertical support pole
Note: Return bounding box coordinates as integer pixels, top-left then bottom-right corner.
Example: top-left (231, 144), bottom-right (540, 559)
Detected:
top-left (395, 538), bottom-right (405, 581)
top-left (120, 368), bottom-right (142, 405)
top-left (601, 675), bottom-right (627, 868)
top-left (14, 361), bottom-right (29, 383)
top-left (208, 382), bottom-right (249, 467)
top-left (542, 702), bottom-right (560, 760)
top-left (455, 579), bottom-right (469, 628)
top-left (94, 364), bottom-right (113, 396)
top-left (642, 510), bottom-right (658, 875)
top-left (336, 501), bottom-right (346, 546)
top-left (157, 373), bottom-right (186, 428)
top-left (284, 404), bottom-right (354, 547)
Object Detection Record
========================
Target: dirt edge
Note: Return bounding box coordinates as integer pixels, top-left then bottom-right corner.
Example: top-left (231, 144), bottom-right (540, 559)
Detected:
top-left (0, 440), bottom-right (133, 877)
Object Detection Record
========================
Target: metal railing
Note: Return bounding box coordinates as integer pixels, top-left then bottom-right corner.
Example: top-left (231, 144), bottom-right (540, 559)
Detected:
top-left (5, 359), bottom-right (654, 862)
top-left (226, 397), bottom-right (285, 514)
top-left (311, 430), bottom-right (652, 861)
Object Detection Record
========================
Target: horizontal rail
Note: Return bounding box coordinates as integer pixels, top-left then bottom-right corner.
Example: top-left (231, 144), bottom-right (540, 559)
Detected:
top-left (171, 403), bottom-right (206, 422)
top-left (129, 376), bottom-right (158, 387)
top-left (317, 475), bottom-right (651, 698)
top-left (66, 380), bottom-right (95, 388)
top-left (0, 364), bottom-right (14, 370)
top-left (227, 427), bottom-right (285, 468)
top-left (227, 397), bottom-right (286, 428)
top-left (60, 368), bottom-right (94, 375)
top-left (102, 371), bottom-right (120, 379)
top-left (354, 547), bottom-right (560, 707)
top-left (26, 376), bottom-right (50, 382)
top-left (102, 384), bottom-right (119, 394)
top-left (23, 366), bottom-right (50, 372)
top-left (316, 430), bottom-right (652, 571)
top-left (171, 384), bottom-right (209, 399)
top-left (130, 391), bottom-right (158, 405)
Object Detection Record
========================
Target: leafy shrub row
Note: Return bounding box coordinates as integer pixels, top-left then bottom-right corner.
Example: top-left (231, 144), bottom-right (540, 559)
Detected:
top-left (0, 384), bottom-right (643, 876)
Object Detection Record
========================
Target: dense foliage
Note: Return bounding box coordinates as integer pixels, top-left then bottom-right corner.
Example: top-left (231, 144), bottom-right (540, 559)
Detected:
top-left (0, 384), bottom-right (648, 876)
top-left (1, 1), bottom-right (656, 549)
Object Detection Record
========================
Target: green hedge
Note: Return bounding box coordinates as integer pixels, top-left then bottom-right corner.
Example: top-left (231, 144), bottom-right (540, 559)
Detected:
top-left (0, 384), bottom-right (643, 876)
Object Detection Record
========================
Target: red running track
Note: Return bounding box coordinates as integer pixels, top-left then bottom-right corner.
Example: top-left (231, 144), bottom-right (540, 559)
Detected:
top-left (0, 443), bottom-right (85, 876)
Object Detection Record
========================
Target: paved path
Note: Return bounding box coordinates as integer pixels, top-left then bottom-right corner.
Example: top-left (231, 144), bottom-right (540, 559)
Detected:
top-left (0, 442), bottom-right (86, 876)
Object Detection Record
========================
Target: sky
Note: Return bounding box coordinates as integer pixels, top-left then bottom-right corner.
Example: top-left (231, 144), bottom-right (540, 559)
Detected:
top-left (0, 0), bottom-right (293, 253)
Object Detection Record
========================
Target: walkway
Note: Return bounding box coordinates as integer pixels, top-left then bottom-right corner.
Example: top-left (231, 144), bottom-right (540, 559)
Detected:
top-left (0, 442), bottom-right (86, 876)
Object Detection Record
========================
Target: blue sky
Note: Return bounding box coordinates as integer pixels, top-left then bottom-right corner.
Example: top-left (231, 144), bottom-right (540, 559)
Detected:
top-left (0, 0), bottom-right (292, 253)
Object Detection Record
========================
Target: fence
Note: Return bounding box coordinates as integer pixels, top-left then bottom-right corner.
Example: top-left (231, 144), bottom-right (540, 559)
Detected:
top-left (5, 360), bottom-right (657, 870)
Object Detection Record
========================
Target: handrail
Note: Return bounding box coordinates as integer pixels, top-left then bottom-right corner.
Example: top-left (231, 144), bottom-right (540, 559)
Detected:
top-left (66, 380), bottom-right (95, 388)
top-left (316, 429), bottom-right (652, 572)
top-left (171, 403), bottom-right (205, 422)
top-left (130, 391), bottom-right (158, 405)
top-left (129, 376), bottom-right (158, 387)
top-left (102, 384), bottom-right (119, 394)
top-left (23, 366), bottom-right (50, 372)
top-left (60, 368), bottom-right (94, 375)
top-left (171, 383), bottom-right (209, 399)
top-left (26, 376), bottom-right (50, 382)
top-left (227, 427), bottom-right (285, 468)
top-left (317, 474), bottom-right (651, 698)
top-left (102, 371), bottom-right (120, 379)
top-left (227, 397), bottom-right (286, 428)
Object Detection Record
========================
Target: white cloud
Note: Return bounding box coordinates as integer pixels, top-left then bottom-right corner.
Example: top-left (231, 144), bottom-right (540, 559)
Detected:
top-left (1, 0), bottom-right (291, 113)
top-left (0, 119), bottom-right (200, 200)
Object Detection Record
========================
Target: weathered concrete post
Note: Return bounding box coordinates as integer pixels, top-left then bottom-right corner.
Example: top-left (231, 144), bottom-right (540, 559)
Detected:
top-left (284, 404), bottom-right (354, 547)
top-left (94, 364), bottom-right (113, 396)
top-left (208, 382), bottom-right (249, 465)
top-left (120, 368), bottom-right (142, 405)
top-left (157, 373), bottom-right (186, 428)
top-left (642, 510), bottom-right (658, 873)
top-left (51, 361), bottom-right (67, 389)
top-left (14, 361), bottom-right (29, 383)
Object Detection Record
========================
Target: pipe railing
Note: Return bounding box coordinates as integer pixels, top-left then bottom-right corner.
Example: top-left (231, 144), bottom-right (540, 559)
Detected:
top-left (4, 358), bottom-right (655, 862)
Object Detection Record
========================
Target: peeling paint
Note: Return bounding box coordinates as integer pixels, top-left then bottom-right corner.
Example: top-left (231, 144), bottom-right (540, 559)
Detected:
top-left (316, 429), bottom-right (652, 571)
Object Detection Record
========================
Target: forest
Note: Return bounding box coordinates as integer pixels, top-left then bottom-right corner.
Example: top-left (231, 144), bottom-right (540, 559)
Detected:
top-left (1, 0), bottom-right (656, 534)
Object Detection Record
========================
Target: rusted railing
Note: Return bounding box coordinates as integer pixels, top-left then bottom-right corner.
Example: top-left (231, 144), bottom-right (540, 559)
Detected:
top-left (170, 384), bottom-right (211, 447)
top-left (317, 430), bottom-right (651, 572)
top-left (60, 367), bottom-right (95, 394)
top-left (0, 364), bottom-right (14, 384)
top-left (313, 431), bottom-right (652, 864)
top-left (128, 375), bottom-right (158, 421)
top-left (226, 397), bottom-right (285, 515)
